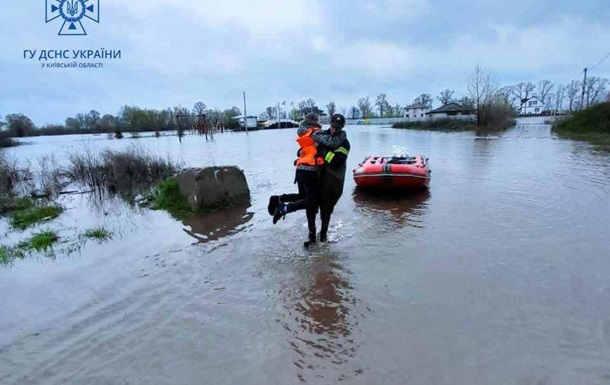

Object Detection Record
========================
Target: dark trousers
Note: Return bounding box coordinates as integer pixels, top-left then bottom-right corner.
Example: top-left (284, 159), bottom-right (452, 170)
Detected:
top-left (318, 167), bottom-right (345, 236)
top-left (281, 169), bottom-right (319, 234)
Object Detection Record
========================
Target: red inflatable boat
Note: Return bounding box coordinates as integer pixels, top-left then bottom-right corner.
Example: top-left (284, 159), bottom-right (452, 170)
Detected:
top-left (353, 154), bottom-right (431, 190)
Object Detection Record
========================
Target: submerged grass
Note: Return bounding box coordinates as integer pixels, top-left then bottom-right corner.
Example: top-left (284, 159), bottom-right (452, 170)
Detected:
top-left (10, 204), bottom-right (63, 230)
top-left (29, 230), bottom-right (59, 251)
top-left (82, 227), bottom-right (113, 243)
top-left (0, 196), bottom-right (35, 215)
top-left (555, 132), bottom-right (610, 146)
top-left (0, 245), bottom-right (13, 265)
top-left (0, 245), bottom-right (26, 264)
top-left (0, 230), bottom-right (59, 265)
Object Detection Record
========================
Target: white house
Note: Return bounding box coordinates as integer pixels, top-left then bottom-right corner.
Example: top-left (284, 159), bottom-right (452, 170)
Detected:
top-left (520, 96), bottom-right (545, 115)
top-left (403, 103), bottom-right (430, 121)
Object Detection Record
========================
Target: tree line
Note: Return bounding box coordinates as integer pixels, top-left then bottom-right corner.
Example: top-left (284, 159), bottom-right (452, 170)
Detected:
top-left (270, 74), bottom-right (608, 121)
top-left (0, 103), bottom-right (243, 139)
top-left (2, 72), bottom-right (608, 139)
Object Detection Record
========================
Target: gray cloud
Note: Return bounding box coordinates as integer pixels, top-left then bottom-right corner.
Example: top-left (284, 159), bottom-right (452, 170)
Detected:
top-left (1, 0), bottom-right (609, 125)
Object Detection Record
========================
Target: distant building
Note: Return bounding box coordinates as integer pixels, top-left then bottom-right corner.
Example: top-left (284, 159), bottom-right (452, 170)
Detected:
top-left (232, 115), bottom-right (258, 130)
top-left (520, 96), bottom-right (545, 115)
top-left (403, 103), bottom-right (430, 119)
top-left (426, 102), bottom-right (474, 119)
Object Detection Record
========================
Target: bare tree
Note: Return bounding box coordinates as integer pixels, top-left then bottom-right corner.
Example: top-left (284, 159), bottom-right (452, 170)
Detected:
top-left (375, 94), bottom-right (388, 117)
top-left (565, 80), bottom-right (580, 113)
top-left (86, 110), bottom-right (101, 130)
top-left (498, 86), bottom-right (515, 107)
top-left (468, 65), bottom-right (494, 125)
top-left (413, 93), bottom-right (433, 108)
top-left (459, 96), bottom-right (475, 110)
top-left (357, 97), bottom-right (372, 119)
top-left (265, 106), bottom-right (275, 119)
top-left (553, 85), bottom-right (565, 114)
top-left (437, 89), bottom-right (455, 106)
top-left (511, 82), bottom-right (536, 113)
top-left (585, 77), bottom-right (609, 107)
top-left (350, 106), bottom-right (360, 119)
top-left (326, 101), bottom-right (336, 117)
top-left (298, 98), bottom-right (317, 110)
top-left (537, 80), bottom-right (554, 110)
top-left (193, 102), bottom-right (206, 116)
top-left (173, 106), bottom-right (190, 142)
top-left (76, 113), bottom-right (88, 130)
top-left (394, 103), bottom-right (402, 118)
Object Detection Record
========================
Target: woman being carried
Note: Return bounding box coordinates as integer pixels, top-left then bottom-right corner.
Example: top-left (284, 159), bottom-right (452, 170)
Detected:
top-left (268, 113), bottom-right (346, 247)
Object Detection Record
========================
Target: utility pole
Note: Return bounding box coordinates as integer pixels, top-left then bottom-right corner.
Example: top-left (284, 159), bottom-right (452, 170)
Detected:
top-left (580, 67), bottom-right (588, 110)
top-left (243, 91), bottom-right (248, 133)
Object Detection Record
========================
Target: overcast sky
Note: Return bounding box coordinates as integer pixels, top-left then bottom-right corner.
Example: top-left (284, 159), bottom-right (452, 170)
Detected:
top-left (1, 0), bottom-right (609, 125)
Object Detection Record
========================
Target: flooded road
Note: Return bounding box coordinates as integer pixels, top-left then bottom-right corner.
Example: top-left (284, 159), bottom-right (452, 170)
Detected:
top-left (2, 119), bottom-right (610, 384)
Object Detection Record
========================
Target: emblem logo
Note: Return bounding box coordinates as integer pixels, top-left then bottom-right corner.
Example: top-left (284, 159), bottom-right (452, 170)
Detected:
top-left (45, 0), bottom-right (100, 36)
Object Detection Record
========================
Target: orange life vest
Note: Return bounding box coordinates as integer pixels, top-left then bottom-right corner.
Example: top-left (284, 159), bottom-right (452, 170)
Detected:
top-left (295, 128), bottom-right (324, 167)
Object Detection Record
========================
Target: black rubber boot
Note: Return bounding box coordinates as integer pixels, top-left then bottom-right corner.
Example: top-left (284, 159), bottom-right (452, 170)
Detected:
top-left (303, 214), bottom-right (317, 248)
top-left (320, 213), bottom-right (330, 243)
top-left (319, 224), bottom-right (329, 243)
top-left (267, 195), bottom-right (279, 216)
top-left (272, 203), bottom-right (288, 224)
top-left (303, 230), bottom-right (317, 248)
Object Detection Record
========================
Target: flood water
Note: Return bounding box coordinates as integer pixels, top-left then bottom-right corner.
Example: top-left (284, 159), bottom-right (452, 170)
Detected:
top-left (1, 118), bottom-right (610, 384)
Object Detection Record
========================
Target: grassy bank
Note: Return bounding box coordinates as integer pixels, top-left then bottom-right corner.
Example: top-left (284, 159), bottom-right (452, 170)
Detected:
top-left (553, 102), bottom-right (610, 146)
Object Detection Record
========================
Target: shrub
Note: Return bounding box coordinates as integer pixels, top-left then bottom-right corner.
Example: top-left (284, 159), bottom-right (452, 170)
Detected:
top-left (67, 147), bottom-right (180, 197)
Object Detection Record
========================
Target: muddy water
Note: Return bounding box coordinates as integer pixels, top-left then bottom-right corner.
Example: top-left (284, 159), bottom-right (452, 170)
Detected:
top-left (1, 118), bottom-right (610, 384)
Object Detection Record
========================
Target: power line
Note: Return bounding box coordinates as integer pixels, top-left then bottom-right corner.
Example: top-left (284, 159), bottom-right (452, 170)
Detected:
top-left (588, 50), bottom-right (610, 70)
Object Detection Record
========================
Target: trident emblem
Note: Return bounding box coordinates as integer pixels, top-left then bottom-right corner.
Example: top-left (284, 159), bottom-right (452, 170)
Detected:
top-left (45, 0), bottom-right (100, 36)
top-left (66, 0), bottom-right (79, 17)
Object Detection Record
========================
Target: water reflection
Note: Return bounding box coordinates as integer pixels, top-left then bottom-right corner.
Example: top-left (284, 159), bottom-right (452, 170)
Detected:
top-left (181, 207), bottom-right (253, 243)
top-left (352, 188), bottom-right (430, 228)
top-left (279, 254), bottom-right (364, 382)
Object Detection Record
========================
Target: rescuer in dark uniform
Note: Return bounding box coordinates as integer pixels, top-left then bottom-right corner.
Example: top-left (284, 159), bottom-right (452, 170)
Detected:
top-left (269, 113), bottom-right (350, 247)
top-left (314, 113), bottom-right (350, 243)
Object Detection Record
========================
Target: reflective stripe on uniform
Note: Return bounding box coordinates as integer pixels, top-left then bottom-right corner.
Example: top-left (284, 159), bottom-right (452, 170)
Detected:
top-left (324, 152), bottom-right (335, 163)
top-left (336, 146), bottom-right (349, 156)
